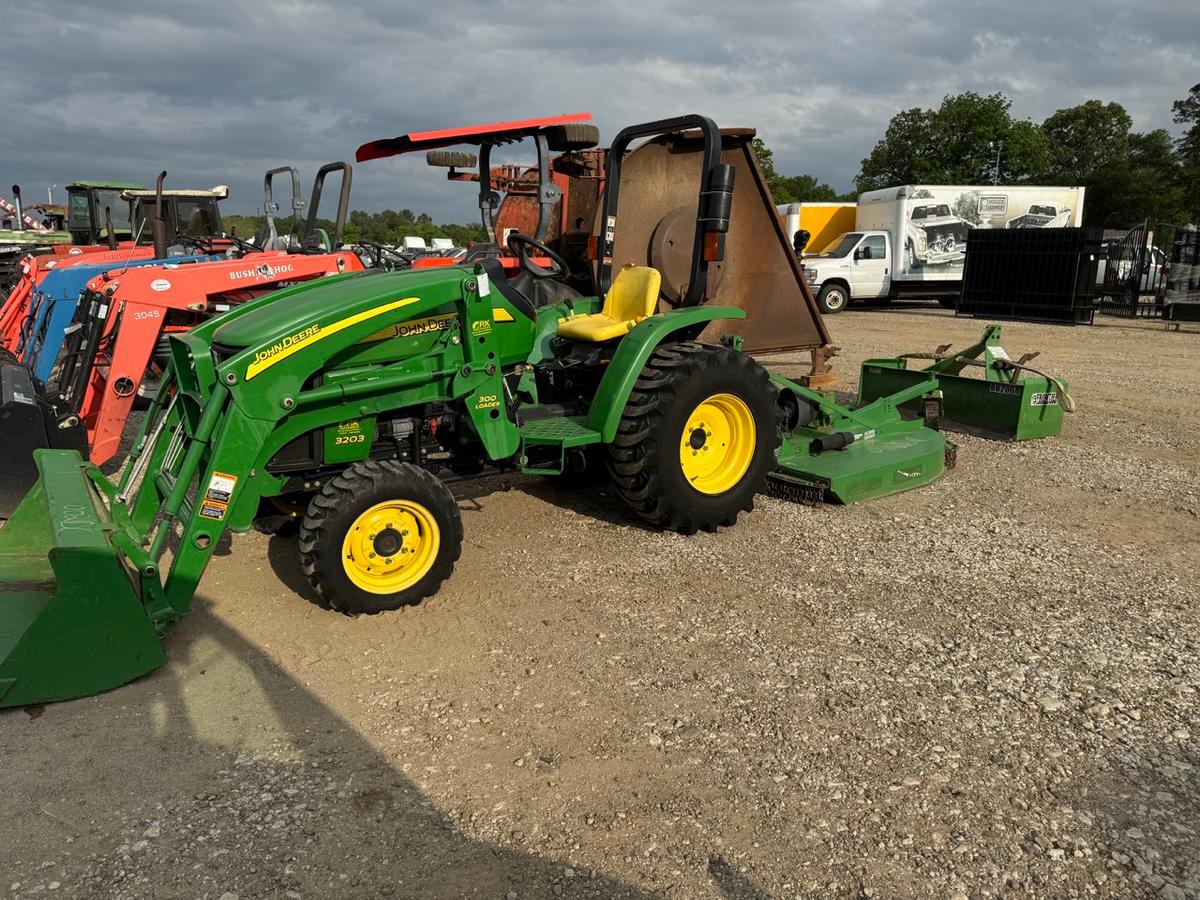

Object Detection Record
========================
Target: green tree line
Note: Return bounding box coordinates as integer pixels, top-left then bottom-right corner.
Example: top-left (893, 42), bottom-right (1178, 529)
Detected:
top-left (755, 84), bottom-right (1200, 229)
top-left (222, 209), bottom-right (487, 247)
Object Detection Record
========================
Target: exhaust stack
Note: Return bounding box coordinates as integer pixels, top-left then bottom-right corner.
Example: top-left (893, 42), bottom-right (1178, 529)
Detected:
top-left (10, 185), bottom-right (25, 232)
top-left (152, 171), bottom-right (168, 258)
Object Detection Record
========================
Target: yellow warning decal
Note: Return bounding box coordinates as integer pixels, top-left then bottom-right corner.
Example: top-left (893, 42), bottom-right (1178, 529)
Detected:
top-left (199, 470), bottom-right (239, 520)
top-left (246, 296), bottom-right (421, 380)
top-left (492, 308), bottom-right (515, 323)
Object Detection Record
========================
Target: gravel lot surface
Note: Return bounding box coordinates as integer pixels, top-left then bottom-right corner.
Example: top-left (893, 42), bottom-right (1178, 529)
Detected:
top-left (2, 306), bottom-right (1197, 899)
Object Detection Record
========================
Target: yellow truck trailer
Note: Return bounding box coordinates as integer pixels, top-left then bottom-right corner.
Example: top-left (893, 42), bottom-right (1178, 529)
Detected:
top-left (777, 202), bottom-right (857, 255)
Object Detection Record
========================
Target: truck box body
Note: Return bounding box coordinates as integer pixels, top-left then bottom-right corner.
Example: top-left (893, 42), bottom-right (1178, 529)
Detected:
top-left (777, 202), bottom-right (857, 255)
top-left (802, 184), bottom-right (1086, 312)
top-left (857, 185), bottom-right (1086, 281)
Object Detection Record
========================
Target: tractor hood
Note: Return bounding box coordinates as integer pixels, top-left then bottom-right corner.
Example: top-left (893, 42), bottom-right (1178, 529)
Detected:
top-left (211, 267), bottom-right (464, 351)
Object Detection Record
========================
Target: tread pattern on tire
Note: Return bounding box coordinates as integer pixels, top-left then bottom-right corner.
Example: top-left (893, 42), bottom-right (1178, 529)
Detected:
top-left (298, 459), bottom-right (463, 615)
top-left (545, 123), bottom-right (601, 152)
top-left (426, 149), bottom-right (478, 169)
top-left (606, 342), bottom-right (779, 535)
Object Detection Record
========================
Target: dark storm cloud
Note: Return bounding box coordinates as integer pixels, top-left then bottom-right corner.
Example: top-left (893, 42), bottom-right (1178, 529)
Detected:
top-left (2, 1), bottom-right (1196, 220)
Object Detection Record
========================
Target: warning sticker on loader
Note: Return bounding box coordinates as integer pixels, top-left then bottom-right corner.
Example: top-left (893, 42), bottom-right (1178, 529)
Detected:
top-left (1030, 392), bottom-right (1059, 406)
top-left (199, 471), bottom-right (239, 520)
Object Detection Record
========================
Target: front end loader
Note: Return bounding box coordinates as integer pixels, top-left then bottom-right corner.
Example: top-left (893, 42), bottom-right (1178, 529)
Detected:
top-left (0, 165), bottom-right (362, 518)
top-left (0, 115), bottom-right (950, 708)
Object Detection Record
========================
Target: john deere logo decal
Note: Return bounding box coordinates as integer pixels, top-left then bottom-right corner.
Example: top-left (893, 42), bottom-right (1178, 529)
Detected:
top-left (360, 313), bottom-right (455, 344)
top-left (250, 324), bottom-right (322, 372)
top-left (245, 296), bottom-right (421, 380)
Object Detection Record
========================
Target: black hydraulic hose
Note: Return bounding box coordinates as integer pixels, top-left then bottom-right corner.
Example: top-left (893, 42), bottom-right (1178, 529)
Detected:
top-left (810, 431), bottom-right (856, 454)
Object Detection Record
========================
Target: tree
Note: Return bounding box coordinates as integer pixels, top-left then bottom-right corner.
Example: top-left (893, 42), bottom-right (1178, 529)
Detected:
top-left (855, 107), bottom-right (939, 191)
top-left (1041, 100), bottom-right (1190, 228)
top-left (776, 174), bottom-right (841, 203)
top-left (1042, 100), bottom-right (1133, 183)
top-left (855, 93), bottom-right (1047, 192)
top-left (751, 137), bottom-right (846, 204)
top-left (214, 210), bottom-right (485, 247)
top-left (1172, 83), bottom-right (1200, 222)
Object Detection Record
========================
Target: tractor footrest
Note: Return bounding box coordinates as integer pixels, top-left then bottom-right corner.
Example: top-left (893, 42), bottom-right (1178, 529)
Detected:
top-left (519, 416), bottom-right (602, 476)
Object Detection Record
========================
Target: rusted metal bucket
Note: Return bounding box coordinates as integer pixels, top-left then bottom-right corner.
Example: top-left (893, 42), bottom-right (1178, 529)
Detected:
top-left (595, 128), bottom-right (829, 354)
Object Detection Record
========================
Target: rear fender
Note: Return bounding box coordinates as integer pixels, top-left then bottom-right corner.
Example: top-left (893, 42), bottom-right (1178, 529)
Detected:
top-left (586, 306), bottom-right (745, 442)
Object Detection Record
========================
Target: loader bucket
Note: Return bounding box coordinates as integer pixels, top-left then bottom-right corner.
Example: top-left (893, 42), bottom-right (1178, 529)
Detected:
top-left (595, 128), bottom-right (830, 354)
top-left (0, 450), bottom-right (165, 707)
top-left (0, 361), bottom-right (87, 519)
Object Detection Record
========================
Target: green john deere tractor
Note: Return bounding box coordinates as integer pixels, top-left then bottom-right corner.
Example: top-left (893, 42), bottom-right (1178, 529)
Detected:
top-left (0, 116), bottom-right (952, 707)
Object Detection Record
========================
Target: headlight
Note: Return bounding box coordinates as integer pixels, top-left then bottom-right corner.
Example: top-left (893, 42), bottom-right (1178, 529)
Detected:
top-left (805, 268), bottom-right (817, 283)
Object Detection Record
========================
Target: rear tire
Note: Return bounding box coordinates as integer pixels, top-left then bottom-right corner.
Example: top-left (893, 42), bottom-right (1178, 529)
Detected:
top-left (298, 460), bottom-right (463, 614)
top-left (817, 283), bottom-right (849, 314)
top-left (607, 342), bottom-right (779, 534)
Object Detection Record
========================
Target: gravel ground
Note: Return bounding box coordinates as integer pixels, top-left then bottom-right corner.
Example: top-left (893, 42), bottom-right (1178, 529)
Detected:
top-left (2, 306), bottom-right (1197, 899)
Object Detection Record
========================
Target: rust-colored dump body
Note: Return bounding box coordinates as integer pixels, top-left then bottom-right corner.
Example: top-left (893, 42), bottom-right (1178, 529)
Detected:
top-left (495, 149), bottom-right (606, 284)
top-left (597, 130), bottom-right (829, 354)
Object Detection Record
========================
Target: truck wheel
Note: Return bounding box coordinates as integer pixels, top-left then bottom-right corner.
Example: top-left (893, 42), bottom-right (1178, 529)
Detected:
top-left (607, 342), bottom-right (779, 534)
top-left (298, 459), bottom-right (463, 614)
top-left (817, 283), bottom-right (849, 314)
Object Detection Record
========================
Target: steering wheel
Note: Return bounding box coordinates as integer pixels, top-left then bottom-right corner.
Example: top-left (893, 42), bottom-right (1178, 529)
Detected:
top-left (506, 231), bottom-right (569, 280)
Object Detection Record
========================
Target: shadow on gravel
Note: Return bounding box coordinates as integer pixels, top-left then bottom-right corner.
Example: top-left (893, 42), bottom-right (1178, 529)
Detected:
top-left (2, 598), bottom-right (774, 899)
top-left (1069, 737), bottom-right (1200, 893)
top-left (523, 477), bottom-right (658, 533)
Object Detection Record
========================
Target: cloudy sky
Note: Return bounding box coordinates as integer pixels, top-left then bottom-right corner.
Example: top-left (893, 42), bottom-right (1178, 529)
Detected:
top-left (2, 1), bottom-right (1196, 222)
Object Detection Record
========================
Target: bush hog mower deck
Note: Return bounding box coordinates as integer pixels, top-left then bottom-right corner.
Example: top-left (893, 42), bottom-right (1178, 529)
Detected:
top-left (0, 116), bottom-right (951, 707)
top-left (857, 324), bottom-right (1073, 440)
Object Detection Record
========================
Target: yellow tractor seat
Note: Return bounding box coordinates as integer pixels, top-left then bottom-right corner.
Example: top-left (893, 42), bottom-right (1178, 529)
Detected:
top-left (556, 264), bottom-right (662, 342)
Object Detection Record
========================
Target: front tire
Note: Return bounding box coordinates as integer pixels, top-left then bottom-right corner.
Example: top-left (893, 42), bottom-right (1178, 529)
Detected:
top-left (298, 460), bottom-right (463, 614)
top-left (817, 283), bottom-right (849, 314)
top-left (607, 342), bottom-right (779, 534)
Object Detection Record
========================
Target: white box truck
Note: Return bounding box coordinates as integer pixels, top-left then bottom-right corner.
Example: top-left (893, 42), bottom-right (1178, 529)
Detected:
top-left (802, 184), bottom-right (1086, 312)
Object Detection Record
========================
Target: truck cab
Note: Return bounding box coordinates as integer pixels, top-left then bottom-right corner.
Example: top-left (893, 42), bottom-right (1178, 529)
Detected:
top-left (803, 230), bottom-right (892, 313)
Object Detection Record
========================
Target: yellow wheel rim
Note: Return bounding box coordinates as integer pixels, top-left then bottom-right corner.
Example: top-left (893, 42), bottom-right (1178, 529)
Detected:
top-left (679, 392), bottom-right (756, 495)
top-left (341, 500), bottom-right (440, 595)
